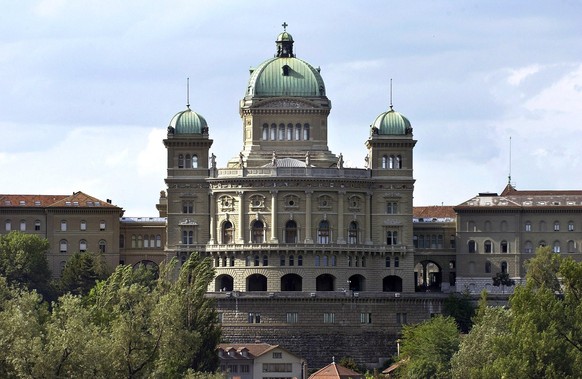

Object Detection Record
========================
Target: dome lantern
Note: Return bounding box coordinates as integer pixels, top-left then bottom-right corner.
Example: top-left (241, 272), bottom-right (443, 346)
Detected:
top-left (276, 22), bottom-right (294, 58)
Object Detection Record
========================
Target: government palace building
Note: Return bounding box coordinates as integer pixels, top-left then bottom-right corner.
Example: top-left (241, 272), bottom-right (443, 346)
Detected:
top-left (2, 26), bottom-right (582, 368)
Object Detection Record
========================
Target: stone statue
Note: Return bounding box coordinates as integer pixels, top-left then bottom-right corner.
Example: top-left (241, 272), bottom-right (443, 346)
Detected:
top-left (364, 154), bottom-right (369, 169)
top-left (305, 151), bottom-right (310, 166)
top-left (210, 153), bottom-right (216, 169)
top-left (337, 153), bottom-right (344, 169)
top-left (239, 152), bottom-right (244, 168)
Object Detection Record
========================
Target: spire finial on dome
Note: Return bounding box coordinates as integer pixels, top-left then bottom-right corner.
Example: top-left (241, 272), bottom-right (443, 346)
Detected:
top-left (186, 77), bottom-right (191, 110)
top-left (276, 22), bottom-right (294, 58)
top-left (389, 78), bottom-right (394, 110)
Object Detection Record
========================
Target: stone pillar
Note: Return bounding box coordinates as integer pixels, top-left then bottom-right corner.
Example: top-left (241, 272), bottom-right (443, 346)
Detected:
top-left (270, 190), bottom-right (279, 243)
top-left (365, 191), bottom-right (373, 245)
top-left (305, 190), bottom-right (313, 244)
top-left (337, 189), bottom-right (346, 244)
top-left (209, 191), bottom-right (216, 244)
top-left (237, 191), bottom-right (245, 244)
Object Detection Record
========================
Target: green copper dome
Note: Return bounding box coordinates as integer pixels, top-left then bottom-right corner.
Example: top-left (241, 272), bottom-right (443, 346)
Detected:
top-left (247, 57), bottom-right (326, 97)
top-left (372, 107), bottom-right (411, 135)
top-left (169, 107), bottom-right (207, 134)
top-left (245, 26), bottom-right (326, 98)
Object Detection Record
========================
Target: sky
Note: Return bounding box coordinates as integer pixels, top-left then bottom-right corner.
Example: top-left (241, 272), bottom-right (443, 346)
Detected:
top-left (1, 1), bottom-right (582, 216)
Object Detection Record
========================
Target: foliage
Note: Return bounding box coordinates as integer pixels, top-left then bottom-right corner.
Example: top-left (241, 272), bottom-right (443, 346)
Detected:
top-left (58, 252), bottom-right (110, 296)
top-left (492, 272), bottom-right (515, 293)
top-left (397, 315), bottom-right (460, 378)
top-left (443, 292), bottom-right (475, 333)
top-left (452, 246), bottom-right (582, 378)
top-left (0, 253), bottom-right (221, 378)
top-left (339, 356), bottom-right (360, 372)
top-left (0, 231), bottom-right (53, 298)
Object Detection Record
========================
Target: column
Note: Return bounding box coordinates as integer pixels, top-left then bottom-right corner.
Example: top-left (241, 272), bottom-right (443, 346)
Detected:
top-left (270, 190), bottom-right (279, 243)
top-left (336, 190), bottom-right (346, 244)
top-left (365, 191), bottom-right (373, 245)
top-left (304, 190), bottom-right (313, 244)
top-left (237, 191), bottom-right (245, 244)
top-left (209, 192), bottom-right (216, 244)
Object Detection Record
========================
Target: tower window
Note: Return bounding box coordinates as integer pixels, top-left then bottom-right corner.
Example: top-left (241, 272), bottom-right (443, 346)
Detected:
top-left (282, 65), bottom-right (290, 76)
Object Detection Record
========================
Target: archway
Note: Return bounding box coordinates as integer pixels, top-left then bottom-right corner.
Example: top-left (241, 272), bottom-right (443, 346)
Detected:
top-left (215, 274), bottom-right (234, 292)
top-left (247, 274), bottom-right (267, 291)
top-left (281, 274), bottom-right (303, 291)
top-left (316, 274), bottom-right (335, 291)
top-left (414, 260), bottom-right (442, 292)
top-left (347, 274), bottom-right (366, 291)
top-left (383, 275), bottom-right (402, 292)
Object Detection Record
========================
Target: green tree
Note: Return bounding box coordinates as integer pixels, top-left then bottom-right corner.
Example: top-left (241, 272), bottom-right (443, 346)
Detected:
top-left (443, 292), bottom-right (475, 333)
top-left (492, 272), bottom-right (515, 293)
top-left (58, 252), bottom-right (110, 296)
top-left (0, 231), bottom-right (52, 297)
top-left (397, 315), bottom-right (460, 378)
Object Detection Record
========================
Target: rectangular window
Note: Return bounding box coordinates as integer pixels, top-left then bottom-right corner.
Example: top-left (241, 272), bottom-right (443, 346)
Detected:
top-left (397, 312), bottom-right (407, 324)
top-left (100, 221), bottom-right (106, 231)
top-left (80, 221), bottom-right (87, 231)
top-left (20, 221), bottom-right (26, 231)
top-left (241, 365), bottom-right (250, 373)
top-left (61, 221), bottom-right (67, 231)
top-left (35, 220), bottom-right (41, 231)
top-left (273, 352), bottom-right (283, 359)
top-left (228, 365), bottom-right (238, 373)
top-left (324, 312), bottom-right (335, 324)
top-left (248, 312), bottom-right (260, 323)
top-left (387, 202), bottom-right (398, 214)
top-left (263, 363), bottom-right (292, 373)
top-left (394, 257), bottom-right (400, 268)
top-left (554, 222), bottom-right (560, 231)
top-left (182, 201), bottom-right (194, 213)
top-left (569, 222), bottom-right (575, 231)
top-left (360, 312), bottom-right (372, 324)
top-left (286, 312), bottom-right (298, 324)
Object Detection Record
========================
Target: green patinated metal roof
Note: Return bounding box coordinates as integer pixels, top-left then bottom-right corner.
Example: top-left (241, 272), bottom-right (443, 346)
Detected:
top-left (276, 31), bottom-right (294, 42)
top-left (247, 57), bottom-right (326, 98)
top-left (372, 107), bottom-right (411, 135)
top-left (169, 107), bottom-right (207, 134)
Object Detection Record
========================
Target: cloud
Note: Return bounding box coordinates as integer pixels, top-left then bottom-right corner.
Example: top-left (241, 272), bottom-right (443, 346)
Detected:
top-left (507, 64), bottom-right (542, 86)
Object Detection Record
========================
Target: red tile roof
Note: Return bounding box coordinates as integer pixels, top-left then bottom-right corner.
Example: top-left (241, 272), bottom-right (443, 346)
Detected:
top-left (0, 192), bottom-right (119, 208)
top-left (413, 206), bottom-right (456, 219)
top-left (309, 362), bottom-right (363, 379)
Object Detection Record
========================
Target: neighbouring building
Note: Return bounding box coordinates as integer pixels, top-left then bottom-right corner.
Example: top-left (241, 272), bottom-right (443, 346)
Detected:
top-left (217, 343), bottom-right (305, 379)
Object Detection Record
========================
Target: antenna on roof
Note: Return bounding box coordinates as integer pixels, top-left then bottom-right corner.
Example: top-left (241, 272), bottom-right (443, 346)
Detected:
top-left (186, 77), bottom-right (190, 109)
top-left (389, 78), bottom-right (393, 110)
top-left (508, 136), bottom-right (512, 185)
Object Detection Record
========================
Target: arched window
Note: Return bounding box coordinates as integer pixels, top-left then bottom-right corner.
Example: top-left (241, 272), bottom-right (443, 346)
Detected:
top-left (501, 240), bottom-right (508, 253)
top-left (61, 220), bottom-right (67, 231)
top-left (270, 123), bottom-right (277, 140)
top-left (389, 155), bottom-right (395, 169)
top-left (297, 255), bottom-right (303, 266)
top-left (253, 255), bottom-right (260, 266)
top-left (131, 235), bottom-right (137, 248)
top-left (138, 235), bottom-right (143, 248)
top-left (192, 154), bottom-right (198, 168)
top-left (303, 124), bottom-right (310, 140)
top-left (185, 154), bottom-right (192, 168)
top-left (322, 255), bottom-right (328, 266)
top-left (485, 261), bottom-right (491, 274)
top-left (553, 241), bottom-right (561, 253)
top-left (295, 123), bottom-right (301, 140)
top-left (289, 255), bottom-right (294, 266)
top-left (396, 155), bottom-right (402, 168)
top-left (252, 220), bottom-right (265, 243)
top-left (524, 240), bottom-right (533, 254)
top-left (568, 221), bottom-right (575, 231)
top-left (382, 155), bottom-right (388, 169)
top-left (262, 255), bottom-right (268, 266)
top-left (285, 220), bottom-right (298, 244)
top-left (79, 239), bottom-right (87, 252)
top-left (144, 237), bottom-right (149, 248)
top-left (484, 240), bottom-right (492, 253)
top-left (385, 257), bottom-right (391, 267)
top-left (20, 220), bottom-right (26, 231)
top-left (222, 221), bottom-right (234, 244)
top-left (280, 255), bottom-right (285, 266)
top-left (34, 220), bottom-right (41, 231)
top-left (60, 240), bottom-right (68, 253)
top-left (539, 221), bottom-right (546, 232)
top-left (501, 261), bottom-right (508, 274)
top-left (348, 221), bottom-right (358, 244)
top-left (287, 123), bottom-right (293, 140)
top-left (279, 123), bottom-right (285, 140)
top-left (468, 240), bottom-right (476, 253)
top-left (222, 256), bottom-right (227, 267)
top-left (262, 124), bottom-right (269, 140)
top-left (525, 221), bottom-right (532, 232)
top-left (554, 221), bottom-right (560, 231)
top-left (229, 256), bottom-right (234, 266)
top-left (317, 220), bottom-right (330, 244)
top-left (178, 154), bottom-right (184, 168)
top-left (568, 240), bottom-right (576, 253)
top-left (98, 240), bottom-right (106, 253)
top-left (155, 235), bottom-right (161, 247)
top-left (314, 255), bottom-right (320, 266)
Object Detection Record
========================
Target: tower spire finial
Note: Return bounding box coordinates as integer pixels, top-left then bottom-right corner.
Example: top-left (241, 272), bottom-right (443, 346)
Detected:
top-left (186, 77), bottom-right (190, 109)
top-left (389, 78), bottom-right (394, 110)
top-left (508, 136), bottom-right (512, 185)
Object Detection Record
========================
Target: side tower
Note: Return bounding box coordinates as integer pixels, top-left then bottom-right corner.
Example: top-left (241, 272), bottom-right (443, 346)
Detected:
top-left (163, 103), bottom-right (213, 260)
top-left (366, 104), bottom-right (417, 292)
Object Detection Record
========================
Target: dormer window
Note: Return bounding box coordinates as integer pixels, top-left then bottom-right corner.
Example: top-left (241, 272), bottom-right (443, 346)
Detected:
top-left (282, 64), bottom-right (290, 76)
